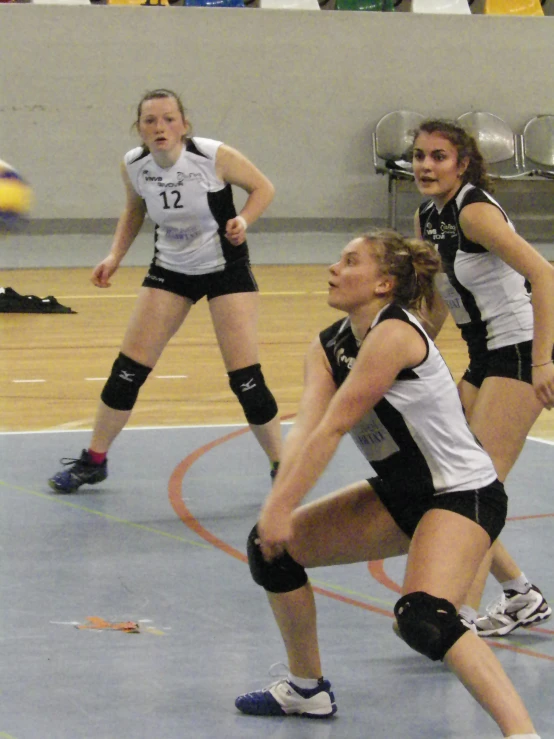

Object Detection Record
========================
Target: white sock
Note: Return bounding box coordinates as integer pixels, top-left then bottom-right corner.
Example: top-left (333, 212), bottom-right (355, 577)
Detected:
top-left (288, 673), bottom-right (320, 690)
top-left (501, 573), bottom-right (532, 594)
top-left (505, 734), bottom-right (541, 738)
top-left (459, 604), bottom-right (477, 623)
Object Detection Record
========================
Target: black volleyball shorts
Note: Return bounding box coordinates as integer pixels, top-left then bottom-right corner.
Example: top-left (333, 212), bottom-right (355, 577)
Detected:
top-left (142, 259), bottom-right (258, 304)
top-left (369, 476), bottom-right (507, 543)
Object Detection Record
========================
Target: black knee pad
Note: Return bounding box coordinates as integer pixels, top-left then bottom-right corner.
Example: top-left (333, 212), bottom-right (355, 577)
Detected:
top-left (101, 352), bottom-right (152, 411)
top-left (246, 525), bottom-right (308, 593)
top-left (228, 364), bottom-right (278, 425)
top-left (394, 591), bottom-right (468, 662)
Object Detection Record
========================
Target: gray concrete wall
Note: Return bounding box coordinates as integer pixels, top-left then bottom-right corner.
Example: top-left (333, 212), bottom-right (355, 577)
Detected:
top-left (1, 6), bottom-right (553, 263)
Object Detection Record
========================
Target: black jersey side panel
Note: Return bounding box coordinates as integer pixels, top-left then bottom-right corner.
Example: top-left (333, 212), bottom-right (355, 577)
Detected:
top-left (419, 191), bottom-right (489, 354)
top-left (207, 185), bottom-right (249, 265)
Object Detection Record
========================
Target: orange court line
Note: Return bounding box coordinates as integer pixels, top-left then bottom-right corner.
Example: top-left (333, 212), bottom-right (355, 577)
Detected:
top-left (508, 512), bottom-right (554, 521)
top-left (167, 423), bottom-right (554, 661)
top-left (368, 560), bottom-right (401, 595)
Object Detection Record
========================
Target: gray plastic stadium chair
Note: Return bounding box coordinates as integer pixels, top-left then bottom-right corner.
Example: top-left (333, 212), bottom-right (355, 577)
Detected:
top-left (522, 115), bottom-right (554, 179)
top-left (457, 111), bottom-right (532, 179)
top-left (372, 110), bottom-right (425, 228)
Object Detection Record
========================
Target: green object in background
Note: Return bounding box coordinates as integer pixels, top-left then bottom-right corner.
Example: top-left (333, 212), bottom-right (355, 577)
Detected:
top-left (335, 0), bottom-right (395, 10)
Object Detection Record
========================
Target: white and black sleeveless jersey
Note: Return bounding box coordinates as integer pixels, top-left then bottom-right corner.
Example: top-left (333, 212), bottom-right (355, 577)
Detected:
top-left (319, 304), bottom-right (497, 494)
top-left (125, 138), bottom-right (248, 275)
top-left (418, 183), bottom-right (533, 354)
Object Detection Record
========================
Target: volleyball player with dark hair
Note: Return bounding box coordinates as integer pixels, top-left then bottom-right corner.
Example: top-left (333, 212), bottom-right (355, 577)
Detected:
top-left (412, 119), bottom-right (554, 637)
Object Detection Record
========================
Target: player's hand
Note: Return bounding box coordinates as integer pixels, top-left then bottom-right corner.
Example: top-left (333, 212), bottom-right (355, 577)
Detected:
top-left (91, 254), bottom-right (119, 288)
top-left (533, 362), bottom-right (554, 410)
top-left (257, 499), bottom-right (294, 562)
top-left (225, 216), bottom-right (247, 246)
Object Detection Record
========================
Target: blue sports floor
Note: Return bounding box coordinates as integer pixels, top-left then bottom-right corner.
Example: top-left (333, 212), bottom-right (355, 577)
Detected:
top-left (0, 425), bottom-right (552, 739)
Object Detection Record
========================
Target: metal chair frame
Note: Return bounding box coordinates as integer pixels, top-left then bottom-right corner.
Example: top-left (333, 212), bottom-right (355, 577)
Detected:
top-left (457, 111), bottom-right (533, 179)
top-left (372, 110), bottom-right (424, 228)
top-left (522, 115), bottom-right (554, 180)
top-left (372, 110), bottom-right (552, 229)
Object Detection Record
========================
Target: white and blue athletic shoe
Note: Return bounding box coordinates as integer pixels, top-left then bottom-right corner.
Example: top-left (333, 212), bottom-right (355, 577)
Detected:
top-left (235, 677), bottom-right (337, 718)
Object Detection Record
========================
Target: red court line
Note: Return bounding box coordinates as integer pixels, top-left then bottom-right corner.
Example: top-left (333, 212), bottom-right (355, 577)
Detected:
top-left (368, 561), bottom-right (554, 645)
top-left (368, 560), bottom-right (401, 595)
top-left (167, 423), bottom-right (554, 660)
top-left (168, 425), bottom-right (251, 564)
top-left (167, 419), bottom-right (393, 617)
top-left (485, 641), bottom-right (554, 660)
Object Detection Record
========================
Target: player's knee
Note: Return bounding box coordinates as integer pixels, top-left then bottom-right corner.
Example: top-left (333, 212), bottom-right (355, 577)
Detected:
top-left (101, 352), bottom-right (152, 411)
top-left (246, 525), bottom-right (308, 593)
top-left (228, 364), bottom-right (278, 425)
top-left (394, 591), bottom-right (468, 662)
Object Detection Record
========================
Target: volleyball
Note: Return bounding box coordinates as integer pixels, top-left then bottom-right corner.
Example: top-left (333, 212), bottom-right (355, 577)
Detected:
top-left (0, 160), bottom-right (33, 231)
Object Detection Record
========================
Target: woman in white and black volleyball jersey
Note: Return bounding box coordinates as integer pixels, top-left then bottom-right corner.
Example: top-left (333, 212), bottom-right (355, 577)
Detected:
top-left (49, 89), bottom-right (281, 493)
top-left (235, 230), bottom-right (540, 739)
top-left (412, 119), bottom-right (554, 638)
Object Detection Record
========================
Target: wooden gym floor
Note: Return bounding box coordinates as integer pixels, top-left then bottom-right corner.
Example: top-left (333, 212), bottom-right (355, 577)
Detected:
top-left (0, 263), bottom-right (553, 739)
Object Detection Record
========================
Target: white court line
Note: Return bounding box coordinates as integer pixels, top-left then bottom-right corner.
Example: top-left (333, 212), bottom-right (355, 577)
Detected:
top-left (53, 290), bottom-right (328, 300)
top-left (0, 421), bottom-right (294, 436)
top-left (59, 294), bottom-right (136, 299)
top-left (13, 376), bottom-right (189, 382)
top-left (527, 436), bottom-right (554, 446)
top-left (154, 375), bottom-right (188, 379)
top-left (46, 419), bottom-right (95, 431)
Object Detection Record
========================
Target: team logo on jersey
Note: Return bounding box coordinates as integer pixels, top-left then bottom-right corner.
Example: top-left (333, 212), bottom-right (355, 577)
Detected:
top-left (142, 170), bottom-right (200, 187)
top-left (160, 173), bottom-right (202, 188)
top-left (424, 224), bottom-right (444, 240)
top-left (440, 222), bottom-right (457, 236)
top-left (335, 347), bottom-right (355, 370)
top-left (177, 171), bottom-right (202, 181)
top-left (143, 170), bottom-right (163, 182)
top-left (424, 221), bottom-right (457, 241)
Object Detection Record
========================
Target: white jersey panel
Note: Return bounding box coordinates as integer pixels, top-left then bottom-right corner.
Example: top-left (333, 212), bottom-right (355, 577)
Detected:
top-left (434, 272), bottom-right (471, 325)
top-left (125, 138), bottom-right (229, 275)
top-left (454, 249), bottom-right (533, 350)
top-left (346, 308), bottom-right (498, 493)
top-left (420, 184), bottom-right (533, 351)
top-left (350, 411), bottom-right (400, 462)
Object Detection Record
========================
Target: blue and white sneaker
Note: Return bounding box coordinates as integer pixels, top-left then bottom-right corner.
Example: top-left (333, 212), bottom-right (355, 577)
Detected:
top-left (235, 676), bottom-right (337, 718)
top-left (48, 449), bottom-right (107, 494)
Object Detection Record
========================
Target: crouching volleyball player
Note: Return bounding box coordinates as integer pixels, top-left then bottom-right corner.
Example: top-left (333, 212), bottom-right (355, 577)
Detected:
top-left (235, 230), bottom-right (541, 739)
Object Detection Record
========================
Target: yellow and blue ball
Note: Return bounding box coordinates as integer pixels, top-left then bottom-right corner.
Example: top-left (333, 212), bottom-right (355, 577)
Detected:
top-left (0, 160), bottom-right (33, 232)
